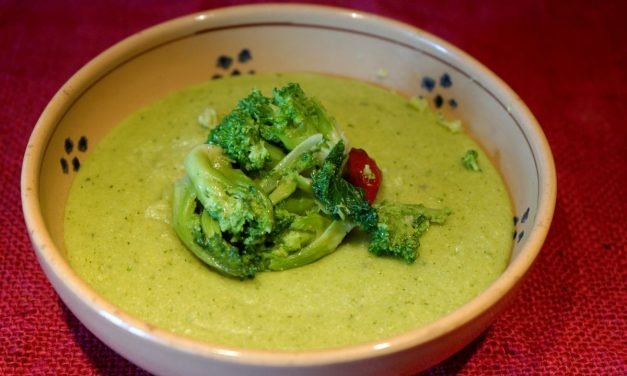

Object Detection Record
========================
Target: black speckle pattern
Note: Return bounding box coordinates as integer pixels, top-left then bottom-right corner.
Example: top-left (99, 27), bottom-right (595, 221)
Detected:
top-left (418, 74), bottom-right (457, 110)
top-left (238, 49), bottom-right (252, 63)
top-left (513, 208), bottom-right (532, 243)
top-left (421, 77), bottom-right (436, 92)
top-left (440, 73), bottom-right (452, 88)
top-left (78, 136), bottom-right (88, 152)
top-left (60, 158), bottom-right (69, 174)
top-left (64, 138), bottom-right (73, 154)
top-left (217, 55), bottom-right (233, 69)
top-left (60, 136), bottom-right (88, 174)
top-left (434, 94), bottom-right (443, 108)
top-left (517, 230), bottom-right (525, 243)
top-left (72, 157), bottom-right (80, 171)
top-left (213, 49), bottom-right (255, 79)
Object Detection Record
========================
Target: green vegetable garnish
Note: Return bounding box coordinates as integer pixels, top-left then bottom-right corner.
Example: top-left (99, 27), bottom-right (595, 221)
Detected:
top-left (462, 149), bottom-right (481, 171)
top-left (369, 202), bottom-right (451, 263)
top-left (173, 83), bottom-right (450, 278)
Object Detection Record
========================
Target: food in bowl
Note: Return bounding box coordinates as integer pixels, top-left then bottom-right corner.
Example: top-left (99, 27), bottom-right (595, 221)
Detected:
top-left (22, 4), bottom-right (556, 374)
top-left (63, 72), bottom-right (513, 350)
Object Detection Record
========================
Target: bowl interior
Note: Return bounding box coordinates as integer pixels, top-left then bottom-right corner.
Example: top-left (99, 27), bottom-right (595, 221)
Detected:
top-left (38, 9), bottom-right (547, 261)
top-left (24, 4), bottom-right (555, 371)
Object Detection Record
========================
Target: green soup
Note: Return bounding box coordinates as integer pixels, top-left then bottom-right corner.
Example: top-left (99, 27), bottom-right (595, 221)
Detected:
top-left (64, 73), bottom-right (512, 351)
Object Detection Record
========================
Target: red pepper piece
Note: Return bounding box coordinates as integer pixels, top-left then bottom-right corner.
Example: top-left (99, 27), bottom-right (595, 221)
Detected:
top-left (345, 148), bottom-right (382, 203)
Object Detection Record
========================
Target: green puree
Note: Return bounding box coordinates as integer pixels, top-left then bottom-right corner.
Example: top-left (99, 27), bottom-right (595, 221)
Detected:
top-left (64, 73), bottom-right (513, 351)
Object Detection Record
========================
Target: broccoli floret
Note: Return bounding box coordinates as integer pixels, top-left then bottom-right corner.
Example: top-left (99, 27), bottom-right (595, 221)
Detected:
top-left (172, 177), bottom-right (259, 278)
top-left (208, 90), bottom-right (274, 171)
top-left (311, 142), bottom-right (451, 264)
top-left (174, 85), bottom-right (353, 278)
top-left (311, 140), bottom-right (378, 232)
top-left (258, 133), bottom-right (323, 203)
top-left (183, 144), bottom-right (274, 247)
top-left (462, 149), bottom-right (481, 171)
top-left (258, 203), bottom-right (355, 271)
top-left (174, 83), bottom-right (454, 279)
top-left (266, 210), bottom-right (328, 257)
top-left (207, 84), bottom-right (342, 172)
top-left (261, 83), bottom-right (343, 153)
top-left (266, 217), bottom-right (355, 271)
top-left (368, 202), bottom-right (451, 263)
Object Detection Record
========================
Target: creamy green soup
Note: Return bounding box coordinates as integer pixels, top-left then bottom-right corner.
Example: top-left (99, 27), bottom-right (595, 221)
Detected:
top-left (64, 73), bottom-right (512, 350)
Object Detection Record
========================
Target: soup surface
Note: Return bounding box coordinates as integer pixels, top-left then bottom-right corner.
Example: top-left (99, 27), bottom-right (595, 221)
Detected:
top-left (64, 73), bottom-right (512, 350)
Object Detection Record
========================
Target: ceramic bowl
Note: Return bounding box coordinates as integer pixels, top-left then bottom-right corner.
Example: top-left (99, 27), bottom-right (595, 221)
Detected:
top-left (21, 4), bottom-right (556, 375)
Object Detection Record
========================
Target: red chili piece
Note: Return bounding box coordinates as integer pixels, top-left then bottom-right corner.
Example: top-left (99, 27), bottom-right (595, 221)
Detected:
top-left (345, 148), bottom-right (382, 203)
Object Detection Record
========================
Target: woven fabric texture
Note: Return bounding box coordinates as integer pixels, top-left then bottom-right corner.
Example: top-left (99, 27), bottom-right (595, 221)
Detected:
top-left (1, 0), bottom-right (625, 374)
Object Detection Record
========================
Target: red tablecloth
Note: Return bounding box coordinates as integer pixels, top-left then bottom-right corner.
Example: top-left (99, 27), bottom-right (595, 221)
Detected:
top-left (1, 0), bottom-right (625, 374)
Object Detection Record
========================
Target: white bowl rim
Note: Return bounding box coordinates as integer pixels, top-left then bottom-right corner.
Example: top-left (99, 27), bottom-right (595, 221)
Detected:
top-left (21, 3), bottom-right (557, 368)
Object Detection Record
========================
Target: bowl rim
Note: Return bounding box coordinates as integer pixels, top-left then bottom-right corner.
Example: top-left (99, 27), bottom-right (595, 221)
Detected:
top-left (21, 3), bottom-right (556, 368)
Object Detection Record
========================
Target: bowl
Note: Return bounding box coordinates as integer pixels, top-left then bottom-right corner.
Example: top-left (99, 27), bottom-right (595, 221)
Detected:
top-left (21, 4), bottom-right (556, 375)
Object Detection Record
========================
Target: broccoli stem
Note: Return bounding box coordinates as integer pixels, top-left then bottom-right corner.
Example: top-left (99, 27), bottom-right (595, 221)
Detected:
top-left (172, 177), bottom-right (256, 278)
top-left (268, 178), bottom-right (298, 204)
top-left (263, 141), bottom-right (286, 168)
top-left (295, 175), bottom-right (312, 194)
top-left (267, 221), bottom-right (355, 271)
top-left (184, 143), bottom-right (274, 245)
top-left (258, 133), bottom-right (323, 194)
top-left (277, 196), bottom-right (316, 215)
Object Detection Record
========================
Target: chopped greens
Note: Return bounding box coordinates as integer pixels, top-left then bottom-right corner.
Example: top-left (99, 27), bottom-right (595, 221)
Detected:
top-left (462, 149), bottom-right (481, 171)
top-left (173, 83), bottom-right (450, 278)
